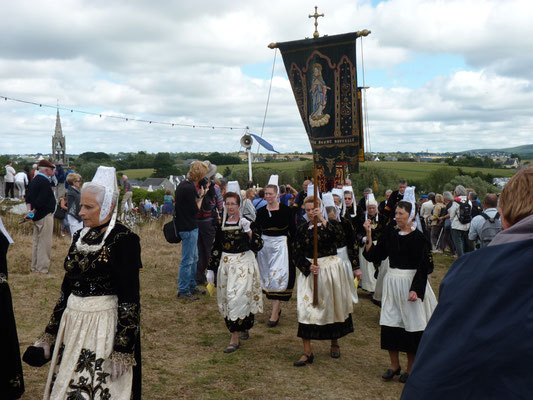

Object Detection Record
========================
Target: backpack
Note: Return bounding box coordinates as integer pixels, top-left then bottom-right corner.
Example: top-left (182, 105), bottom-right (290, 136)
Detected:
top-left (471, 201), bottom-right (483, 218)
top-left (456, 200), bottom-right (472, 224)
top-left (479, 212), bottom-right (501, 248)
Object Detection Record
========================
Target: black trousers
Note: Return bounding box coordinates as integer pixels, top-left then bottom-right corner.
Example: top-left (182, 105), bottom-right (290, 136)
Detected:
top-left (196, 218), bottom-right (216, 284)
top-left (4, 182), bottom-right (14, 198)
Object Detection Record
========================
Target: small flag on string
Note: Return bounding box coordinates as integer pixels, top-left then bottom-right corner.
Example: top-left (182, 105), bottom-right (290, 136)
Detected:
top-left (249, 133), bottom-right (279, 153)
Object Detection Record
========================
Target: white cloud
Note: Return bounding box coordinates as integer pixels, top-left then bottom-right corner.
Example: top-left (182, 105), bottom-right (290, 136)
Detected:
top-left (0, 0), bottom-right (532, 155)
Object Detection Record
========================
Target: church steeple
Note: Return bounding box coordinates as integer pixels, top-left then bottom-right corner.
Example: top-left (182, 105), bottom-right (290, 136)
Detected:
top-left (52, 109), bottom-right (67, 166)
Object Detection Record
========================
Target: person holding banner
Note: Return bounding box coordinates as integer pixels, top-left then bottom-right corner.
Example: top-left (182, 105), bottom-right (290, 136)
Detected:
top-left (363, 199), bottom-right (437, 384)
top-left (292, 196), bottom-right (354, 367)
top-left (255, 182), bottom-right (296, 327)
top-left (207, 191), bottom-right (263, 353)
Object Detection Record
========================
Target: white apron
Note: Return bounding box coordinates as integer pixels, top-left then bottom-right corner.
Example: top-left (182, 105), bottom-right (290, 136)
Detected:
top-left (359, 245), bottom-right (378, 292)
top-left (380, 268), bottom-right (437, 332)
top-left (336, 246), bottom-right (359, 304)
top-left (44, 295), bottom-right (133, 400)
top-left (297, 256), bottom-right (353, 325)
top-left (257, 235), bottom-right (290, 293)
top-left (217, 250), bottom-right (263, 321)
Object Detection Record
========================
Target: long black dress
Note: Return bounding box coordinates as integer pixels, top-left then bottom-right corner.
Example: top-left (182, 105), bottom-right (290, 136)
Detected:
top-left (255, 204), bottom-right (296, 301)
top-left (363, 226), bottom-right (435, 353)
top-left (0, 231), bottom-right (24, 399)
top-left (41, 222), bottom-right (142, 399)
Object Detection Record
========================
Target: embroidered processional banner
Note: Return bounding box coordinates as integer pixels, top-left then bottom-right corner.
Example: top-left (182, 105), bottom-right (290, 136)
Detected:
top-left (276, 32), bottom-right (360, 176)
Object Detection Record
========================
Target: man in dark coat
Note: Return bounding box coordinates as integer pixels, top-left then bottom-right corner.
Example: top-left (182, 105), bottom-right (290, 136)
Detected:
top-left (402, 167), bottom-right (533, 399)
top-left (25, 159), bottom-right (56, 273)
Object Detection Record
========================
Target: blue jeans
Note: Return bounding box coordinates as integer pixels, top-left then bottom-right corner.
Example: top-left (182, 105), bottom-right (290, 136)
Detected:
top-left (451, 229), bottom-right (473, 257)
top-left (178, 228), bottom-right (199, 294)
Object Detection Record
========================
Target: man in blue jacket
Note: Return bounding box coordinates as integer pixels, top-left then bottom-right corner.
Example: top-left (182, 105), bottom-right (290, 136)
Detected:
top-left (25, 159), bottom-right (57, 274)
top-left (402, 167), bottom-right (533, 399)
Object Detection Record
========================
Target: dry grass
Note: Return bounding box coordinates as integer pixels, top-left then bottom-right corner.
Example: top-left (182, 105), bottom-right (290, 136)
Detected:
top-left (5, 214), bottom-right (452, 400)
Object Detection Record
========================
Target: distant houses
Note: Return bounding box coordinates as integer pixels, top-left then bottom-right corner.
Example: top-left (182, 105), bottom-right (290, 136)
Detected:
top-left (502, 158), bottom-right (520, 169)
top-left (128, 177), bottom-right (174, 192)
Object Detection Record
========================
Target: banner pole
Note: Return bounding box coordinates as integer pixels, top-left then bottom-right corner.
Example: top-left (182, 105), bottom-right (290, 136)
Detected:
top-left (313, 165), bottom-right (319, 307)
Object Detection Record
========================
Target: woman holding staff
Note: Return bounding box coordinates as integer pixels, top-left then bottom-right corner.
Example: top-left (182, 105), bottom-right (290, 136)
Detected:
top-left (207, 191), bottom-right (263, 353)
top-left (293, 196), bottom-right (354, 366)
top-left (255, 182), bottom-right (296, 327)
top-left (363, 195), bottom-right (437, 383)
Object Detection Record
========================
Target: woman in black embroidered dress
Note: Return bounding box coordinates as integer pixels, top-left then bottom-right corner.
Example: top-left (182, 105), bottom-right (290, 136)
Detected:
top-left (255, 184), bottom-right (296, 327)
top-left (363, 200), bottom-right (437, 384)
top-left (0, 217), bottom-right (24, 399)
top-left (32, 166), bottom-right (142, 400)
top-left (207, 192), bottom-right (263, 353)
top-left (326, 205), bottom-right (361, 304)
top-left (293, 196), bottom-right (354, 367)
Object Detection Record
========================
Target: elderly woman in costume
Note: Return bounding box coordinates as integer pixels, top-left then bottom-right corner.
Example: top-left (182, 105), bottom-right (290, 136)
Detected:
top-left (325, 203), bottom-right (361, 305)
top-left (358, 194), bottom-right (387, 294)
top-left (293, 196), bottom-right (354, 367)
top-left (32, 166), bottom-right (142, 400)
top-left (255, 181), bottom-right (296, 327)
top-left (1, 217), bottom-right (24, 399)
top-left (363, 193), bottom-right (437, 384)
top-left (207, 191), bottom-right (263, 353)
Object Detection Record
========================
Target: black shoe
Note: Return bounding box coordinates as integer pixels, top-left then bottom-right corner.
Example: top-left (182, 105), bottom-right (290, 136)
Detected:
top-left (382, 367), bottom-right (401, 381)
top-left (267, 309), bottom-right (282, 327)
top-left (371, 299), bottom-right (382, 307)
top-left (177, 293), bottom-right (199, 301)
top-left (399, 372), bottom-right (409, 383)
top-left (240, 330), bottom-right (249, 340)
top-left (293, 353), bottom-right (314, 367)
top-left (330, 344), bottom-right (341, 359)
top-left (191, 288), bottom-right (206, 295)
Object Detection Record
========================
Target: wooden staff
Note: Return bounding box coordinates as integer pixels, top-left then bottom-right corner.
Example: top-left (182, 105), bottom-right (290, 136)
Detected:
top-left (312, 165), bottom-right (319, 307)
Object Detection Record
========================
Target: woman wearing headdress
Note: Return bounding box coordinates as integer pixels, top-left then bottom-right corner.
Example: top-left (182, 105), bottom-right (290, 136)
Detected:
top-left (363, 193), bottom-right (437, 384)
top-left (343, 189), bottom-right (364, 235)
top-left (31, 166), bottom-right (142, 400)
top-left (358, 193), bottom-right (387, 294)
top-left (0, 217), bottom-right (24, 399)
top-left (293, 196), bottom-right (354, 366)
top-left (255, 182), bottom-right (296, 327)
top-left (325, 204), bottom-right (361, 305)
top-left (207, 191), bottom-right (263, 353)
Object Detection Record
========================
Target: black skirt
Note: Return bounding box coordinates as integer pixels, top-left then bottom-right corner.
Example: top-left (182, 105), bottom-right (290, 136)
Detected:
top-left (0, 281), bottom-right (25, 399)
top-left (297, 314), bottom-right (354, 340)
top-left (225, 313), bottom-right (255, 332)
top-left (381, 325), bottom-right (423, 354)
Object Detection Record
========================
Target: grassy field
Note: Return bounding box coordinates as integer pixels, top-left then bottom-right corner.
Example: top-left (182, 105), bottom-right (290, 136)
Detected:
top-left (223, 160), bottom-right (515, 182)
top-left (4, 214), bottom-right (455, 399)
top-left (119, 168), bottom-right (156, 179)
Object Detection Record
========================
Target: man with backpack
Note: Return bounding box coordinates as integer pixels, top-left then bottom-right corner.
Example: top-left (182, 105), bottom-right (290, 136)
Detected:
top-left (468, 193), bottom-right (501, 248)
top-left (447, 185), bottom-right (473, 257)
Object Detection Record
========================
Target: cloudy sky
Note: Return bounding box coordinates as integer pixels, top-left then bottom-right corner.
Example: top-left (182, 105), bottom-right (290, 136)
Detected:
top-left (1, 0), bottom-right (532, 155)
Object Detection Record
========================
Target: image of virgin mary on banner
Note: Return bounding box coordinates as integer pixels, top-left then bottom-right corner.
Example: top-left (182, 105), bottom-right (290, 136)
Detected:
top-left (275, 32), bottom-right (361, 176)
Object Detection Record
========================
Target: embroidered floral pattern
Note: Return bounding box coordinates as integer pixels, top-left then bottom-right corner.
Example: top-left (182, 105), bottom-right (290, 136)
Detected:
top-left (65, 348), bottom-right (111, 400)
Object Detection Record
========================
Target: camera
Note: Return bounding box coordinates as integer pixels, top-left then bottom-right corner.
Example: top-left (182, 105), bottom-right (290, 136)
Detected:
top-left (199, 177), bottom-right (209, 189)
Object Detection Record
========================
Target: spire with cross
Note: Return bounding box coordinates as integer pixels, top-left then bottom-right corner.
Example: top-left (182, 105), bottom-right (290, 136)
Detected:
top-left (308, 6), bottom-right (324, 38)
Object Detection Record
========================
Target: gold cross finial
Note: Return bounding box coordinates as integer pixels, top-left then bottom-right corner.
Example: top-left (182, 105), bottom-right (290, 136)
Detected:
top-left (308, 6), bottom-right (324, 38)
